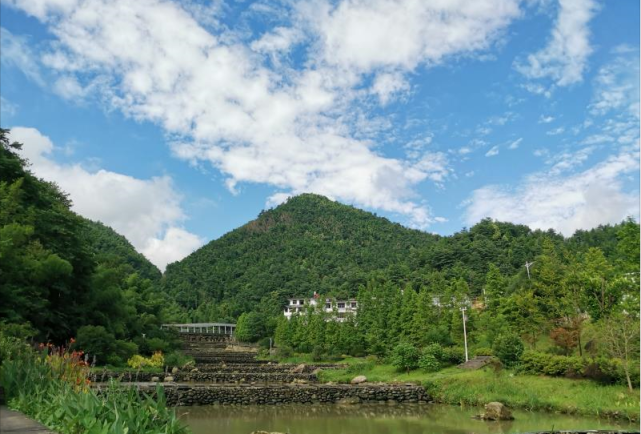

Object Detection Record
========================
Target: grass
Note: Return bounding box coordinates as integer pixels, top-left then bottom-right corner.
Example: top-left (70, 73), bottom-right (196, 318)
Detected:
top-left (318, 362), bottom-right (640, 422)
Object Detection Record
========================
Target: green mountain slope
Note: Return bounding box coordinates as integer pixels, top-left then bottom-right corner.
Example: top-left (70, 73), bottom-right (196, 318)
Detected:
top-left (81, 219), bottom-right (161, 281)
top-left (162, 194), bottom-right (438, 314)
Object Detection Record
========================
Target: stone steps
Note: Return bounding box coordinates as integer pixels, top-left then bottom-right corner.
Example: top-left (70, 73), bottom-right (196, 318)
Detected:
top-left (90, 371), bottom-right (318, 384)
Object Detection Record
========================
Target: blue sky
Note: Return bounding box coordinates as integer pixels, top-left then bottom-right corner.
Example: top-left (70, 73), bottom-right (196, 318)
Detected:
top-left (1, 0), bottom-right (639, 269)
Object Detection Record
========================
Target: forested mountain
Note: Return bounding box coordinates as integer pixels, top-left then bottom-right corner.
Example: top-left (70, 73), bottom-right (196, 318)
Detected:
top-left (162, 193), bottom-right (628, 321)
top-left (0, 128), bottom-right (185, 358)
top-left (82, 219), bottom-right (161, 282)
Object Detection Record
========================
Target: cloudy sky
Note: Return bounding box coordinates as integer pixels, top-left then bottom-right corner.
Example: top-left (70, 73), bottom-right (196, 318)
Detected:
top-left (1, 0), bottom-right (639, 270)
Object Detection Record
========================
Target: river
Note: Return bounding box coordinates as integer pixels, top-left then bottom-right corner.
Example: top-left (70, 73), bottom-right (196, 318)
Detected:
top-left (178, 403), bottom-right (637, 434)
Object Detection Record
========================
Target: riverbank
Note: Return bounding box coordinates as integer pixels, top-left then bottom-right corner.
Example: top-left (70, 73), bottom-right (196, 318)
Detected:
top-left (318, 363), bottom-right (640, 421)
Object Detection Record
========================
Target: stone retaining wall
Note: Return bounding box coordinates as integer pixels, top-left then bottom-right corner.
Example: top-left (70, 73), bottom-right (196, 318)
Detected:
top-left (133, 383), bottom-right (429, 406)
top-left (90, 371), bottom-right (318, 384)
top-left (194, 363), bottom-right (345, 373)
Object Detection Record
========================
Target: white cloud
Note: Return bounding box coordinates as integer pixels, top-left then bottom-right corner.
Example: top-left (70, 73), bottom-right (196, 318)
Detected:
top-left (141, 227), bottom-right (204, 270)
top-left (539, 115), bottom-right (555, 123)
top-left (508, 137), bottom-right (523, 149)
top-left (464, 145), bottom-right (639, 236)
top-left (303, 0), bottom-right (521, 71)
top-left (0, 27), bottom-right (44, 85)
top-left (7, 0), bottom-right (523, 230)
top-left (546, 126), bottom-right (565, 135)
top-left (9, 127), bottom-right (203, 271)
top-left (485, 145), bottom-right (499, 157)
top-left (0, 96), bottom-right (18, 117)
top-left (516, 0), bottom-right (598, 87)
top-left (589, 47), bottom-right (640, 118)
top-left (371, 71), bottom-right (410, 105)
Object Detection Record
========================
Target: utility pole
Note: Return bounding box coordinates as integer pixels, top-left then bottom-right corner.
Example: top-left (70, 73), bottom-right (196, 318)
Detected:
top-left (525, 261), bottom-right (535, 280)
top-left (460, 307), bottom-right (469, 362)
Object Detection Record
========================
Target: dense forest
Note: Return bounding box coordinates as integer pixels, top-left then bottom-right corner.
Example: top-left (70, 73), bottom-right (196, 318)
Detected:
top-left (1, 127), bottom-right (639, 381)
top-left (0, 128), bottom-right (187, 365)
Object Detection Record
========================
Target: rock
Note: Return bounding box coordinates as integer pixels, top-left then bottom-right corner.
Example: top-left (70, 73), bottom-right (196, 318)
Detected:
top-left (151, 376), bottom-right (160, 382)
top-left (337, 396), bottom-right (361, 405)
top-left (164, 376), bottom-right (174, 382)
top-left (350, 375), bottom-right (367, 384)
top-left (251, 431), bottom-right (287, 434)
top-left (478, 402), bottom-right (514, 421)
top-left (291, 363), bottom-right (306, 374)
top-left (190, 368), bottom-right (199, 373)
top-left (312, 368), bottom-right (322, 375)
top-left (171, 367), bottom-right (179, 374)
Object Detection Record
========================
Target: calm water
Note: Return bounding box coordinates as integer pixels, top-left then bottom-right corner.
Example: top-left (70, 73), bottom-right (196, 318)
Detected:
top-left (178, 403), bottom-right (637, 434)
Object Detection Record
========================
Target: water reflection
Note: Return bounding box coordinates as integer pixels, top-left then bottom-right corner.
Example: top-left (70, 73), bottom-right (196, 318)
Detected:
top-left (178, 403), bottom-right (636, 434)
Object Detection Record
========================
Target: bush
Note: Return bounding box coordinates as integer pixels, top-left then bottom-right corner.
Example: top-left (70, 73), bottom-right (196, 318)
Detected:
top-left (257, 337), bottom-right (272, 350)
top-left (441, 346), bottom-right (465, 365)
top-left (73, 325), bottom-right (117, 365)
top-left (126, 351), bottom-right (164, 369)
top-left (275, 345), bottom-right (293, 359)
top-left (418, 353), bottom-right (440, 372)
top-left (518, 351), bottom-right (640, 387)
top-left (419, 343), bottom-right (444, 372)
top-left (311, 345), bottom-right (325, 362)
top-left (473, 347), bottom-right (494, 356)
top-left (164, 351), bottom-right (193, 369)
top-left (492, 333), bottom-right (524, 367)
top-left (390, 342), bottom-right (420, 373)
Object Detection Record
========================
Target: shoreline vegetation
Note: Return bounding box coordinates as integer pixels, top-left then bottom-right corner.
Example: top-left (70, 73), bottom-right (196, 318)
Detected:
top-left (314, 359), bottom-right (640, 422)
top-left (268, 354), bottom-right (639, 421)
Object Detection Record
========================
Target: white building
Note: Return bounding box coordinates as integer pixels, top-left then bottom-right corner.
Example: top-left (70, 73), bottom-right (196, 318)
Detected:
top-left (284, 294), bottom-right (358, 322)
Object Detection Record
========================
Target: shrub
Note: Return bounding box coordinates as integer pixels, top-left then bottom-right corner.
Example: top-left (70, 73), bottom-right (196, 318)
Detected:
top-left (418, 353), bottom-right (440, 372)
top-left (311, 345), bottom-right (325, 362)
top-left (441, 346), bottom-right (465, 365)
top-left (492, 333), bottom-right (524, 367)
top-left (126, 351), bottom-right (164, 369)
top-left (419, 343), bottom-right (444, 372)
top-left (275, 345), bottom-right (293, 359)
top-left (390, 342), bottom-right (420, 373)
top-left (164, 351), bottom-right (193, 369)
top-left (73, 325), bottom-right (117, 365)
top-left (518, 351), bottom-right (640, 387)
top-left (473, 347), bottom-right (494, 356)
top-left (257, 337), bottom-right (272, 350)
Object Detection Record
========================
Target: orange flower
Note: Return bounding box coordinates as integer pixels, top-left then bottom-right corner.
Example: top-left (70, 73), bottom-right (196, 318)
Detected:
top-left (70, 338), bottom-right (76, 344)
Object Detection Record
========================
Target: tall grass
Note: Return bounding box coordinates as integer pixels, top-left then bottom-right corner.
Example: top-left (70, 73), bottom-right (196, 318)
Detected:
top-left (0, 340), bottom-right (189, 434)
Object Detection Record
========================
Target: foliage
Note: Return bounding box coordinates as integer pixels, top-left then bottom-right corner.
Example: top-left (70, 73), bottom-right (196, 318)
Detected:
top-left (518, 351), bottom-right (639, 387)
top-left (0, 343), bottom-right (188, 434)
top-left (492, 333), bottom-right (524, 367)
top-left (127, 352), bottom-right (164, 369)
top-left (164, 351), bottom-right (194, 370)
top-left (0, 128), bottom-right (186, 361)
top-left (441, 346), bottom-right (465, 365)
top-left (390, 342), bottom-right (420, 373)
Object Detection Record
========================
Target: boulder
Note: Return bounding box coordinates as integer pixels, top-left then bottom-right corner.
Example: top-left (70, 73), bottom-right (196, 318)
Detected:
top-left (163, 376), bottom-right (174, 382)
top-left (477, 402), bottom-right (514, 421)
top-left (171, 367), bottom-right (179, 374)
top-left (151, 376), bottom-right (160, 382)
top-left (350, 375), bottom-right (367, 384)
top-left (291, 363), bottom-right (306, 374)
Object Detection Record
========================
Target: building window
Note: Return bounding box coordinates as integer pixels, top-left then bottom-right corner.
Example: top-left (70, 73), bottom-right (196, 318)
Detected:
top-left (337, 303), bottom-right (345, 309)
top-left (325, 303), bottom-right (331, 309)
top-left (299, 300), bottom-right (305, 305)
top-left (292, 300), bottom-right (297, 305)
top-left (351, 302), bottom-right (357, 308)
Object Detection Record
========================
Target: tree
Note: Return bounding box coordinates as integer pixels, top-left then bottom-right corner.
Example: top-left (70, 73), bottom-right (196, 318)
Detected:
top-left (235, 312), bottom-right (266, 343)
top-left (484, 264), bottom-right (506, 310)
top-left (492, 332), bottom-right (524, 367)
top-left (390, 342), bottom-right (420, 374)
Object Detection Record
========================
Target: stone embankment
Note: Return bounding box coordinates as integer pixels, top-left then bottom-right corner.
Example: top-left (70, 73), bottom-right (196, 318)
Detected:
top-left (195, 363), bottom-right (345, 373)
top-left (90, 371), bottom-right (318, 384)
top-left (135, 383), bottom-right (429, 406)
